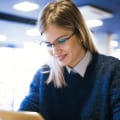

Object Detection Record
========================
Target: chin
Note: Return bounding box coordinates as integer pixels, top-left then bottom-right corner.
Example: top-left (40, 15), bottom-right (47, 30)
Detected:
top-left (58, 62), bottom-right (67, 67)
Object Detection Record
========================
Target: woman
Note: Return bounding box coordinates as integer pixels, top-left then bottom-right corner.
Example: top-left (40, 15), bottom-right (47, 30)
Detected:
top-left (19, 0), bottom-right (120, 120)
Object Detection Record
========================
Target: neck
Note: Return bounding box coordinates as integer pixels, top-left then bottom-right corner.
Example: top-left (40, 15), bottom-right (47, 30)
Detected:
top-left (69, 48), bottom-right (86, 68)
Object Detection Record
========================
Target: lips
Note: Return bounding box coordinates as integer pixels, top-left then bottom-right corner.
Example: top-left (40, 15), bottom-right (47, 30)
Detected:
top-left (56, 54), bottom-right (67, 61)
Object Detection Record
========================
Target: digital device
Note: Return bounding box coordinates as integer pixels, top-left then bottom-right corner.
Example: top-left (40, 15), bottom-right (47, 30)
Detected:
top-left (0, 109), bottom-right (44, 120)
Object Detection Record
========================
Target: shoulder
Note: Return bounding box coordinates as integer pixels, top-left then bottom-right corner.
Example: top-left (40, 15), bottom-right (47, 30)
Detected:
top-left (93, 53), bottom-right (120, 66)
top-left (33, 64), bottom-right (50, 81)
top-left (90, 53), bottom-right (120, 75)
top-left (38, 64), bottom-right (50, 74)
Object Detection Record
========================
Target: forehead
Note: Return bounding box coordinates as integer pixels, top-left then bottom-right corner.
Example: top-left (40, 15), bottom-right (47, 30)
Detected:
top-left (42, 24), bottom-right (71, 42)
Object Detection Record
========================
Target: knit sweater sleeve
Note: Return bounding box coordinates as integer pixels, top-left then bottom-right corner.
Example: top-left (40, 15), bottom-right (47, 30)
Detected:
top-left (18, 69), bottom-right (41, 112)
top-left (110, 59), bottom-right (120, 120)
top-left (19, 65), bottom-right (50, 113)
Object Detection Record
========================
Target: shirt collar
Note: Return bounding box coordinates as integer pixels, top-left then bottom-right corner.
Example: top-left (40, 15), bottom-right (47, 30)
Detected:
top-left (66, 51), bottom-right (92, 77)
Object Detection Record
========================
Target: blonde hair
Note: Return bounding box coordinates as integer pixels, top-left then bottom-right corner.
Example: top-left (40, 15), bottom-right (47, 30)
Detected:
top-left (38, 0), bottom-right (99, 88)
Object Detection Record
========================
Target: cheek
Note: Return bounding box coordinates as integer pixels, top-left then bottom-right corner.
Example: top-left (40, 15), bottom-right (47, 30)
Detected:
top-left (65, 42), bottom-right (76, 53)
top-left (61, 45), bottom-right (71, 54)
top-left (66, 40), bottom-right (82, 56)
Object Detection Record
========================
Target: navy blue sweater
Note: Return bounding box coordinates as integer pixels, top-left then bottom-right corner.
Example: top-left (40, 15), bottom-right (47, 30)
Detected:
top-left (19, 54), bottom-right (120, 120)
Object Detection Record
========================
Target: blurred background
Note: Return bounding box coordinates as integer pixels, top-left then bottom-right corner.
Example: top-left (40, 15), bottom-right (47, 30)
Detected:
top-left (0, 0), bottom-right (120, 111)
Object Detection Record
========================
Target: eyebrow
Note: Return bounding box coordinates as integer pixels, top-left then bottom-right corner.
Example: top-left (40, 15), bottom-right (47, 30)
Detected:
top-left (53, 34), bottom-right (70, 42)
top-left (42, 33), bottom-right (70, 43)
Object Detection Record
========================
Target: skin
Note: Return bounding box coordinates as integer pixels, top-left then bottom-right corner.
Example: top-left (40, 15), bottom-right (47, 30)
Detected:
top-left (42, 24), bottom-right (86, 68)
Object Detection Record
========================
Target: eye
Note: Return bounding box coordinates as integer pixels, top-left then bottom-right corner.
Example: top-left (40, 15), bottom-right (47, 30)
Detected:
top-left (44, 42), bottom-right (52, 47)
top-left (57, 38), bottom-right (68, 44)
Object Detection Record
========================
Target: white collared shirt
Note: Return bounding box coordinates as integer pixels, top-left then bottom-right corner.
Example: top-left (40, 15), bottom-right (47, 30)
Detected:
top-left (66, 51), bottom-right (92, 77)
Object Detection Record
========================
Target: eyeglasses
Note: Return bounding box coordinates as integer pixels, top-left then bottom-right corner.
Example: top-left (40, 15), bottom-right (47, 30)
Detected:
top-left (40, 32), bottom-right (75, 49)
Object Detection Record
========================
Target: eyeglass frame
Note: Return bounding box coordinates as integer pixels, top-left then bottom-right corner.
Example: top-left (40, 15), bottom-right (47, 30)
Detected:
top-left (40, 32), bottom-right (75, 49)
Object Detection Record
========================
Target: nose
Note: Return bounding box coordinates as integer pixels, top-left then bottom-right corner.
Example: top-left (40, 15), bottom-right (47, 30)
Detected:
top-left (51, 44), bottom-right (61, 55)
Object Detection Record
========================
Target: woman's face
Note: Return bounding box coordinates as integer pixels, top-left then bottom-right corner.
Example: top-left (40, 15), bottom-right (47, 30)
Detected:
top-left (42, 24), bottom-right (85, 67)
